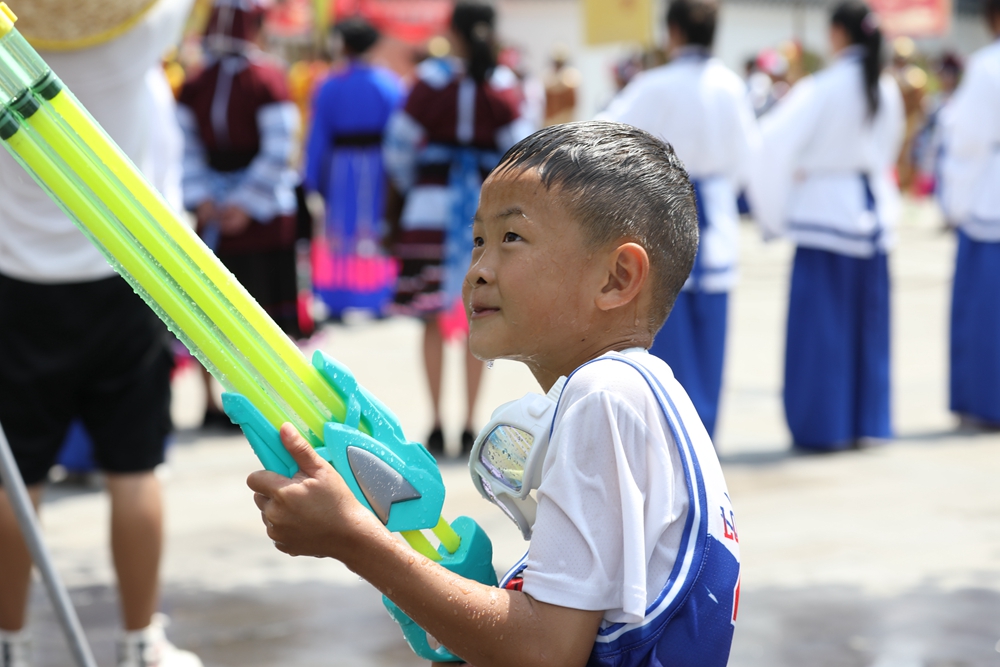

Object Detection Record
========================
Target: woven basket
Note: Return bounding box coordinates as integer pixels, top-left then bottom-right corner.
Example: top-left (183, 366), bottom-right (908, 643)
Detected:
top-left (9, 0), bottom-right (158, 50)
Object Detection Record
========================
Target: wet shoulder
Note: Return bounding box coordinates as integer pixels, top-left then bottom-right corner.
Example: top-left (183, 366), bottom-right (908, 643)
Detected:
top-left (562, 352), bottom-right (673, 413)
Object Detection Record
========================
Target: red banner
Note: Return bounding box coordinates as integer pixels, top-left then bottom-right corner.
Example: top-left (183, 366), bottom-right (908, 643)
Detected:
top-left (267, 0), bottom-right (315, 37)
top-left (334, 0), bottom-right (452, 43)
top-left (869, 0), bottom-right (952, 37)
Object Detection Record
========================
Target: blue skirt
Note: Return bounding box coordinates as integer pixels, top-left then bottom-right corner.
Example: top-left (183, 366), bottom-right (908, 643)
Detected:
top-left (950, 230), bottom-right (1000, 423)
top-left (784, 247), bottom-right (892, 449)
top-left (650, 291), bottom-right (728, 439)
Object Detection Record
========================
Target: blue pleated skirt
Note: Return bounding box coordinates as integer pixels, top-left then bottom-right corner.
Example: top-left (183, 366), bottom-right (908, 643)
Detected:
top-left (784, 247), bottom-right (892, 449)
top-left (650, 291), bottom-right (729, 439)
top-left (950, 230), bottom-right (1000, 423)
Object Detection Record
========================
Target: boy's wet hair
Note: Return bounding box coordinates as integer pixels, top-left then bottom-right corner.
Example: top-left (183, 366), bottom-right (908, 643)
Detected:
top-left (492, 121), bottom-right (699, 332)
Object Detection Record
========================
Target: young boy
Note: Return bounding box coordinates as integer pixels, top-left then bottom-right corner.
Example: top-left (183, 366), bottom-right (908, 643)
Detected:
top-left (246, 121), bottom-right (740, 666)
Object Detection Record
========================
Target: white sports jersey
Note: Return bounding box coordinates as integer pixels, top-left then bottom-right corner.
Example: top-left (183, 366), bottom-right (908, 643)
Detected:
top-left (748, 47), bottom-right (905, 258)
top-left (940, 39), bottom-right (1000, 240)
top-left (503, 349), bottom-right (740, 666)
top-left (598, 48), bottom-right (759, 293)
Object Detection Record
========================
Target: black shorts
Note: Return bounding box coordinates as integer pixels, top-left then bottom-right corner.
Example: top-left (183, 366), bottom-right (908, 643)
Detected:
top-left (0, 273), bottom-right (173, 485)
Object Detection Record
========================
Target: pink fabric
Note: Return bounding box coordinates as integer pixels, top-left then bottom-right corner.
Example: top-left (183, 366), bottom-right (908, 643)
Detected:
top-left (311, 238), bottom-right (398, 293)
top-left (438, 297), bottom-right (469, 342)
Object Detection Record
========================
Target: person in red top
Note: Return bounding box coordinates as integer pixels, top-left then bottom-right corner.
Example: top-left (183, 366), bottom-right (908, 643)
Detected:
top-left (384, 1), bottom-right (530, 457)
top-left (177, 0), bottom-right (306, 429)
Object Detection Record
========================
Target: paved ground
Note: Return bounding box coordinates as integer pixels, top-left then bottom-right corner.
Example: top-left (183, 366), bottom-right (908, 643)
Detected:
top-left (18, 200), bottom-right (1000, 666)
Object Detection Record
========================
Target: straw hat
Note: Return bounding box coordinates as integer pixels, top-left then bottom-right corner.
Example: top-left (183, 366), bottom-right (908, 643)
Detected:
top-left (8, 0), bottom-right (158, 50)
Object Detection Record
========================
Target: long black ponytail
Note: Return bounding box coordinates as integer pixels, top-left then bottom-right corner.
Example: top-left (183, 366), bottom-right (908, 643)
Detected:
top-left (451, 1), bottom-right (497, 84)
top-left (831, 0), bottom-right (883, 118)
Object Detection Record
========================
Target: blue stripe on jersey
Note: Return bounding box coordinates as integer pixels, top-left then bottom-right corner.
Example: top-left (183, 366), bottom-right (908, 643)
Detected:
top-left (588, 356), bottom-right (708, 648)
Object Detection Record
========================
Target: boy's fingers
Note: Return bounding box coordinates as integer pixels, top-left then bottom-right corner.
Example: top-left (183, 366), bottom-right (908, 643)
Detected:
top-left (279, 423), bottom-right (328, 478)
top-left (253, 492), bottom-right (270, 512)
top-left (247, 469), bottom-right (291, 495)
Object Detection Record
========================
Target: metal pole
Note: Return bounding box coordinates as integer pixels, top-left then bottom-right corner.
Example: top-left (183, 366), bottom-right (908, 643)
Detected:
top-left (0, 420), bottom-right (98, 667)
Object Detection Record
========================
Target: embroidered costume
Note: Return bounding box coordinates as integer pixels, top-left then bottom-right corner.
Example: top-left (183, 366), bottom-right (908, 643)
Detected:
top-left (177, 0), bottom-right (305, 336)
top-left (384, 58), bottom-right (527, 316)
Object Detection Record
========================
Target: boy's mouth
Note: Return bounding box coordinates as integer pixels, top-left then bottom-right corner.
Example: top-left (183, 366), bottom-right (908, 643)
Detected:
top-left (469, 304), bottom-right (500, 319)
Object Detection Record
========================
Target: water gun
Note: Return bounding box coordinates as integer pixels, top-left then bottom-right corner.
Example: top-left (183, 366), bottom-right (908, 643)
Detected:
top-left (0, 4), bottom-right (492, 661)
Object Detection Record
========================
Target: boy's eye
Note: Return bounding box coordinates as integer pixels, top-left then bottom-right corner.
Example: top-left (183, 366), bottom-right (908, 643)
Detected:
top-left (473, 236), bottom-right (484, 248)
top-left (503, 231), bottom-right (522, 243)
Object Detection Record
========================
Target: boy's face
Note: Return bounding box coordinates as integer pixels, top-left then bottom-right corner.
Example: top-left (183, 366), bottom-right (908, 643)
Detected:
top-left (464, 169), bottom-right (607, 368)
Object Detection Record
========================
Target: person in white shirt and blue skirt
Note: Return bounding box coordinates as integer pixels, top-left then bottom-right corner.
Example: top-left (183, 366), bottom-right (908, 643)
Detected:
top-left (939, 0), bottom-right (1000, 428)
top-left (749, 0), bottom-right (904, 451)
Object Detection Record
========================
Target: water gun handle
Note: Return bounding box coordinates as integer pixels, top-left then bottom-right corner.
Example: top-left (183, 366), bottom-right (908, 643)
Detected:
top-left (223, 351), bottom-right (497, 662)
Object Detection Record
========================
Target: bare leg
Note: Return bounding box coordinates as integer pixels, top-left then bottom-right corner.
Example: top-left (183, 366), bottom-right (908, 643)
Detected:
top-left (0, 486), bottom-right (42, 631)
top-left (106, 472), bottom-right (162, 631)
top-left (464, 342), bottom-right (484, 432)
top-left (423, 319), bottom-right (444, 428)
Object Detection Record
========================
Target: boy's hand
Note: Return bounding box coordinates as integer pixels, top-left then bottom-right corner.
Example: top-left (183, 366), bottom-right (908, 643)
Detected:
top-left (246, 424), bottom-right (386, 559)
top-left (248, 426), bottom-right (604, 667)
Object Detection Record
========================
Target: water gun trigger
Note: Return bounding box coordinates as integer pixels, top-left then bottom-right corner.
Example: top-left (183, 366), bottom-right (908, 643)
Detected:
top-left (221, 392), bottom-right (298, 478)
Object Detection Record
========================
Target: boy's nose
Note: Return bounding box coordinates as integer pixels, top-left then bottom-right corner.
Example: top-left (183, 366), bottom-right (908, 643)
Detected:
top-left (465, 259), bottom-right (495, 286)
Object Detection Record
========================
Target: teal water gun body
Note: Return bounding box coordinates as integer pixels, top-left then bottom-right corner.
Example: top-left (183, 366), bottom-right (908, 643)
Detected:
top-left (223, 351), bottom-right (497, 662)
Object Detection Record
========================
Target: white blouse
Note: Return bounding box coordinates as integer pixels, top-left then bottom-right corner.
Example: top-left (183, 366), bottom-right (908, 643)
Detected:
top-left (748, 48), bottom-right (905, 257)
top-left (598, 49), bottom-right (759, 292)
top-left (940, 39), bottom-right (1000, 240)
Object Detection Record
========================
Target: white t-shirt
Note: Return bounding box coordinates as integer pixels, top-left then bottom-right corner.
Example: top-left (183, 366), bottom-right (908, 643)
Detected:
top-left (521, 348), bottom-right (703, 625)
top-left (0, 0), bottom-right (191, 283)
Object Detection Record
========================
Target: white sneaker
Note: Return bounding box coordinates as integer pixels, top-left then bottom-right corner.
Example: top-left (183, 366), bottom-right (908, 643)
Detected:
top-left (0, 629), bottom-right (31, 667)
top-left (117, 614), bottom-right (202, 667)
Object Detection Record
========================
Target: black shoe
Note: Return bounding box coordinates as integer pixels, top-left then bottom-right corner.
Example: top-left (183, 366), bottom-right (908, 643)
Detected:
top-left (426, 426), bottom-right (444, 457)
top-left (461, 429), bottom-right (476, 457)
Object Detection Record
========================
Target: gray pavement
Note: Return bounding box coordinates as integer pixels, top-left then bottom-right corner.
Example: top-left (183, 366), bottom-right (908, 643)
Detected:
top-left (19, 200), bottom-right (1000, 666)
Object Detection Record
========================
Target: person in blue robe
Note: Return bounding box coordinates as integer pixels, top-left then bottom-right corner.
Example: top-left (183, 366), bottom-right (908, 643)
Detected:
top-left (304, 17), bottom-right (405, 318)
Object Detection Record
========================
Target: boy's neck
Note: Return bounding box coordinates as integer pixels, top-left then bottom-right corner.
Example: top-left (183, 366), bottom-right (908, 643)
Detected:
top-left (526, 330), bottom-right (653, 392)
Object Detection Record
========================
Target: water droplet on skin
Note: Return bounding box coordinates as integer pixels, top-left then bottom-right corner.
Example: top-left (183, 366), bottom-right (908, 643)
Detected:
top-left (408, 556), bottom-right (415, 565)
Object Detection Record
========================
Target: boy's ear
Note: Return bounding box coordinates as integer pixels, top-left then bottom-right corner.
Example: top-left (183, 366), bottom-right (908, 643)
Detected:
top-left (596, 242), bottom-right (649, 312)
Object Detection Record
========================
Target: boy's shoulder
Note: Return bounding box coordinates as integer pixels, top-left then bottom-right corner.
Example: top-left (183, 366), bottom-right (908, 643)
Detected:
top-left (557, 350), bottom-right (678, 419)
top-left (556, 349), bottom-right (710, 447)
